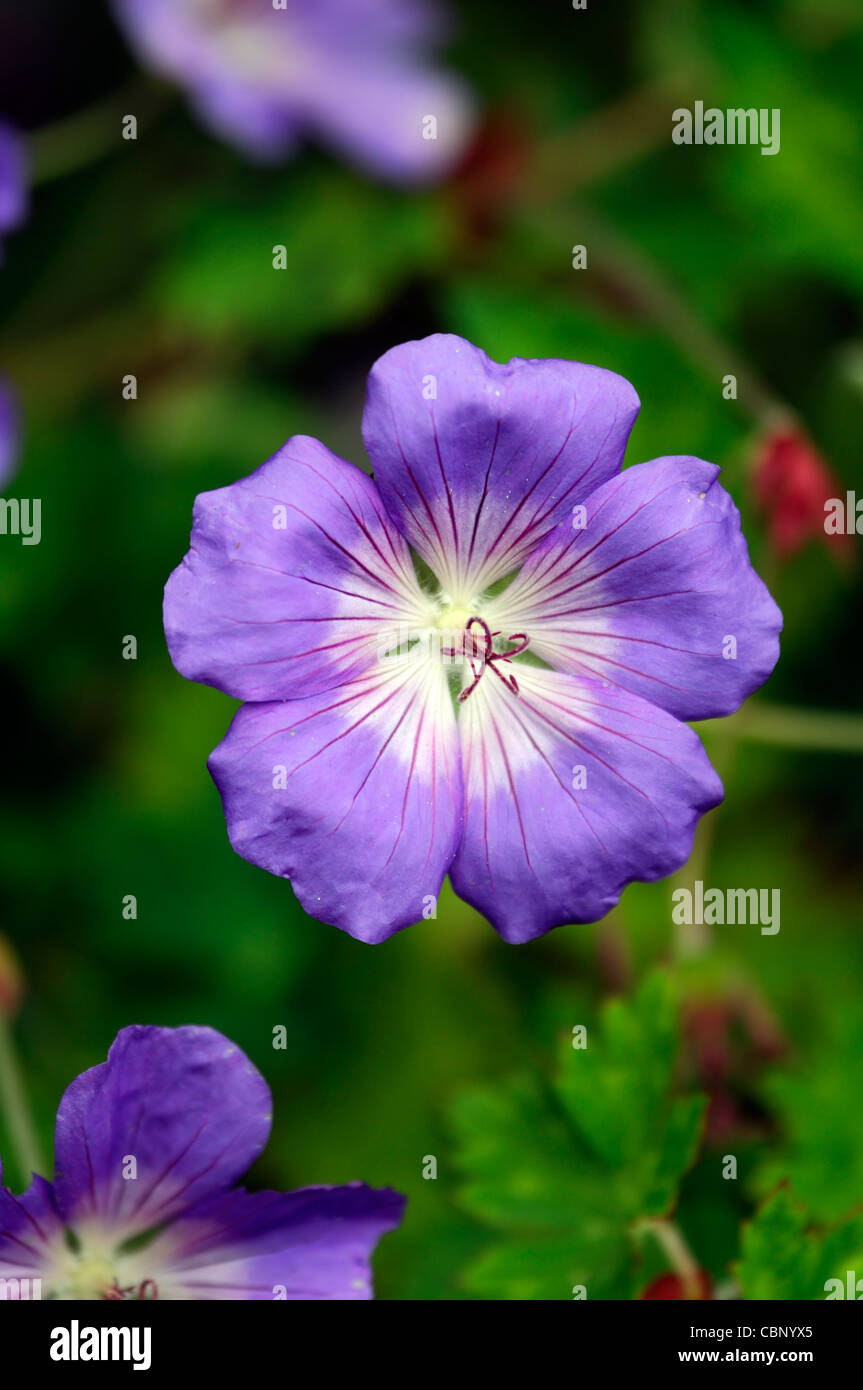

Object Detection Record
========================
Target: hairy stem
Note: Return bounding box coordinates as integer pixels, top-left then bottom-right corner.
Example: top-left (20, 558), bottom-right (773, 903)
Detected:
top-left (0, 1014), bottom-right (44, 1188)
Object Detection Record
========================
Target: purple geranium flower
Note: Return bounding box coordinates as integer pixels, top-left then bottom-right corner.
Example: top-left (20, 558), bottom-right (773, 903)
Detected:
top-left (111, 0), bottom-right (474, 183)
top-left (164, 334), bottom-right (782, 945)
top-left (0, 1025), bottom-right (403, 1299)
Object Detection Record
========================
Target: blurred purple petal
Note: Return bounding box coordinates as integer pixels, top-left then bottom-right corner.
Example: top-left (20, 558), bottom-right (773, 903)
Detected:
top-left (112, 0), bottom-right (474, 180)
top-left (2, 1026), bottom-right (405, 1298)
top-left (0, 123), bottom-right (27, 241)
top-left (0, 381), bottom-right (19, 488)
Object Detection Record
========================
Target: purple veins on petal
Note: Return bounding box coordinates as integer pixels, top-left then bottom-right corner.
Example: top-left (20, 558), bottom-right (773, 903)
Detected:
top-left (163, 434), bottom-right (434, 703)
top-left (485, 454), bottom-right (782, 723)
top-left (450, 663), bottom-right (723, 944)
top-left (362, 333), bottom-right (641, 595)
top-left (1, 1025), bottom-right (404, 1299)
top-left (208, 653), bottom-right (463, 944)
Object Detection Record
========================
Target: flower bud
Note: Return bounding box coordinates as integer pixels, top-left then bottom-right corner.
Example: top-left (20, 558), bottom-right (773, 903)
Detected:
top-left (0, 933), bottom-right (23, 1020)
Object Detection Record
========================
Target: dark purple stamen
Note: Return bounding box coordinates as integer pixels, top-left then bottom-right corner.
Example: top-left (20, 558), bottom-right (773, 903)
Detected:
top-left (443, 615), bottom-right (530, 703)
top-left (103, 1277), bottom-right (160, 1301)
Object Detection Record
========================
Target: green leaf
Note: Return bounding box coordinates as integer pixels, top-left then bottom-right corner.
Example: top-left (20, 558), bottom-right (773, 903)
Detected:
top-left (451, 973), bottom-right (707, 1299)
top-left (462, 1232), bottom-right (635, 1302)
top-left (737, 1187), bottom-right (863, 1300)
top-left (451, 1074), bottom-right (593, 1230)
top-left (555, 973), bottom-right (706, 1214)
top-left (754, 1013), bottom-right (863, 1222)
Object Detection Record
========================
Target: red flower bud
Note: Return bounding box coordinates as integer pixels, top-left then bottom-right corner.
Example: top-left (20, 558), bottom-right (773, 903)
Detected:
top-left (641, 1270), bottom-right (712, 1300)
top-left (752, 424), bottom-right (851, 559)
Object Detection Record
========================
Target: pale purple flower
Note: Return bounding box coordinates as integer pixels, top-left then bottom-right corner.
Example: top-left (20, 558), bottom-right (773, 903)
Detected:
top-left (164, 334), bottom-right (782, 945)
top-left (0, 381), bottom-right (18, 489)
top-left (0, 123), bottom-right (25, 487)
top-left (0, 123), bottom-right (26, 253)
top-left (111, 0), bottom-right (474, 183)
top-left (0, 1025), bottom-right (404, 1299)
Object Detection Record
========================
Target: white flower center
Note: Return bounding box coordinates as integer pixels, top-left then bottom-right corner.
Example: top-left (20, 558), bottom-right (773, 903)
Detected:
top-left (46, 1230), bottom-right (155, 1301)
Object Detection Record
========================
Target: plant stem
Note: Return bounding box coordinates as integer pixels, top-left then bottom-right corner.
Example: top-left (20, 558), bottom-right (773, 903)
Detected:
top-left (576, 207), bottom-right (784, 427)
top-left (529, 83), bottom-right (685, 200)
top-left (672, 708), bottom-right (747, 959)
top-left (30, 80), bottom-right (172, 185)
top-left (674, 696), bottom-right (863, 958)
top-left (710, 702), bottom-right (863, 755)
top-left (0, 1014), bottom-right (44, 1188)
top-left (635, 1218), bottom-right (704, 1299)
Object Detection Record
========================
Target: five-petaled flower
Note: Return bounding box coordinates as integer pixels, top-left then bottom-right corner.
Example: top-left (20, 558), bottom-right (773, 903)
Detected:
top-left (111, 0), bottom-right (474, 183)
top-left (0, 1025), bottom-right (404, 1299)
top-left (164, 334), bottom-right (782, 944)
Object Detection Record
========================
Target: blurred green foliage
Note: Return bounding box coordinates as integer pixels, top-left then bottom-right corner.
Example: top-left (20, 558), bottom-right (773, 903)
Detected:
top-left (738, 1189), bottom-right (863, 1300)
top-left (452, 975), bottom-right (707, 1298)
top-left (1, 0), bottom-right (862, 1299)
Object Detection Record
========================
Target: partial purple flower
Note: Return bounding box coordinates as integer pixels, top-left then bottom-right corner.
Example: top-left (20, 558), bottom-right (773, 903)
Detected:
top-left (0, 1025), bottom-right (403, 1299)
top-left (164, 334), bottom-right (782, 945)
top-left (111, 0), bottom-right (474, 183)
top-left (0, 122), bottom-right (27, 254)
top-left (0, 380), bottom-right (19, 489)
top-left (0, 123), bottom-right (26, 488)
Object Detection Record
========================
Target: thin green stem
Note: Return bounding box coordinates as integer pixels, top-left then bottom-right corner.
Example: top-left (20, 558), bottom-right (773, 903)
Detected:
top-left (30, 79), bottom-right (173, 186)
top-left (673, 698), bottom-right (863, 959)
top-left (714, 703), bottom-right (863, 755)
top-left (0, 1014), bottom-right (45, 1188)
top-left (672, 709), bottom-right (748, 960)
top-left (574, 206), bottom-right (784, 428)
top-left (634, 1218), bottom-right (704, 1299)
top-left (528, 82), bottom-right (686, 201)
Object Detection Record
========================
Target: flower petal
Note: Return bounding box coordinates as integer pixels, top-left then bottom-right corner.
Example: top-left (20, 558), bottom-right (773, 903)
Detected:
top-left (0, 123), bottom-right (27, 241)
top-left (0, 380), bottom-right (19, 489)
top-left (0, 1168), bottom-right (62, 1287)
top-left (53, 1026), bottom-right (271, 1235)
top-left (190, 79), bottom-right (301, 162)
top-left (113, 0), bottom-right (471, 178)
top-left (362, 334), bottom-right (639, 595)
top-left (301, 60), bottom-right (474, 184)
top-left (145, 1184), bottom-right (405, 1300)
top-left (164, 435), bottom-right (431, 702)
top-left (450, 664), bottom-right (723, 943)
top-left (208, 654), bottom-right (462, 943)
top-left (487, 457), bottom-right (782, 720)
